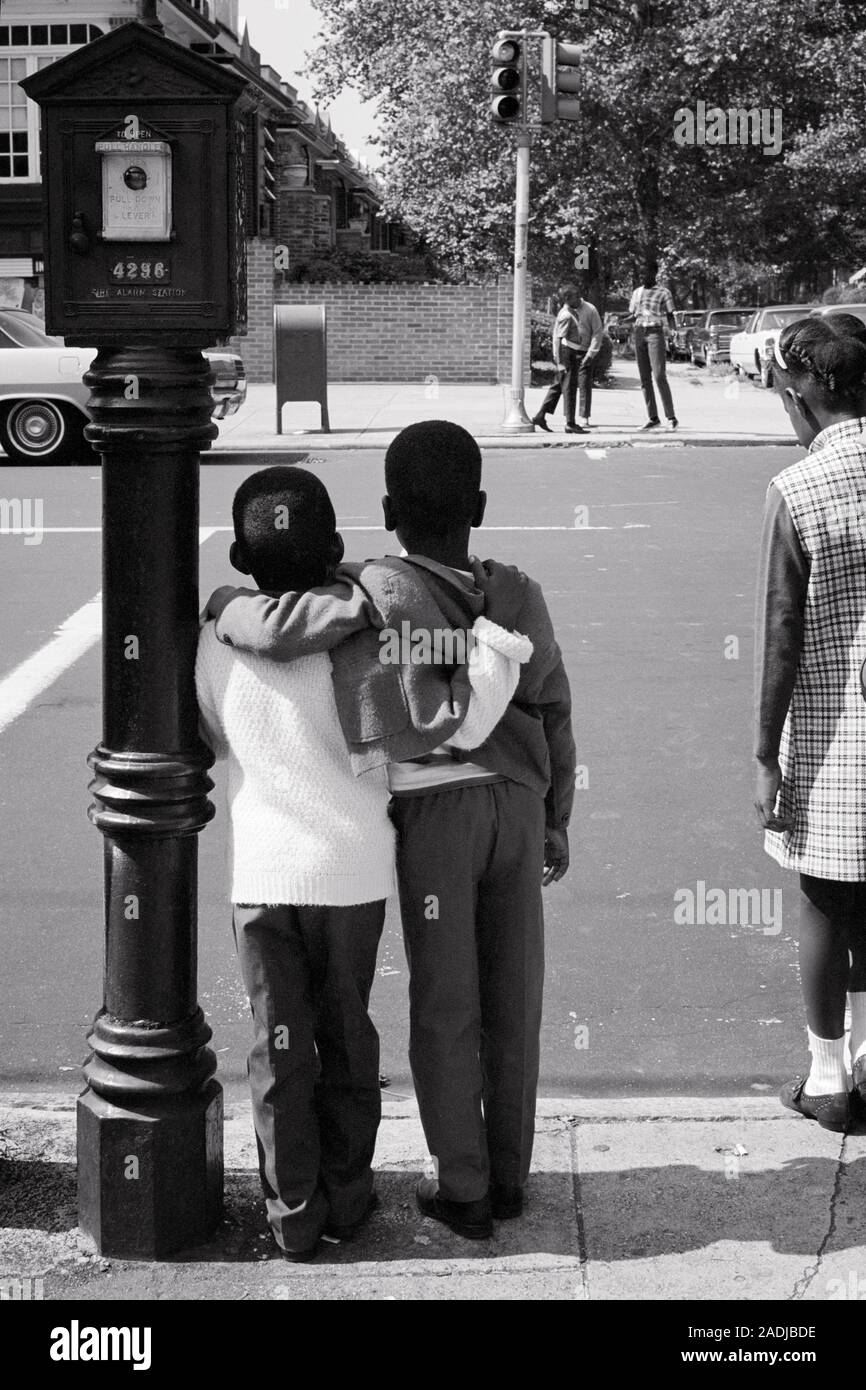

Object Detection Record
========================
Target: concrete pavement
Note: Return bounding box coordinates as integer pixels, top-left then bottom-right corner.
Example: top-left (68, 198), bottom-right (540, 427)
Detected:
top-left (212, 360), bottom-right (794, 457)
top-left (2, 1090), bottom-right (865, 1301)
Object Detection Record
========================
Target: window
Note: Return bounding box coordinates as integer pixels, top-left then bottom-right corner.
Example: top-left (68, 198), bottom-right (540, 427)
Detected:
top-left (0, 25), bottom-right (102, 46)
top-left (0, 24), bottom-right (103, 182)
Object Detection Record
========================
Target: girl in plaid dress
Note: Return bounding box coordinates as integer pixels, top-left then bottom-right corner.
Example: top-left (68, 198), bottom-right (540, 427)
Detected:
top-left (755, 313), bottom-right (866, 1132)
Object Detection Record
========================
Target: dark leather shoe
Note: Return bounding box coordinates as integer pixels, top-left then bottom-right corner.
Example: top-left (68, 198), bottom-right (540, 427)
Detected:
top-left (780, 1075), bottom-right (850, 1132)
top-left (490, 1183), bottom-right (523, 1219)
top-left (640, 419), bottom-right (661, 430)
top-left (532, 413), bottom-right (552, 433)
top-left (416, 1177), bottom-right (493, 1239)
top-left (564, 423), bottom-right (588, 434)
top-left (323, 1190), bottom-right (379, 1242)
top-left (280, 1239), bottom-right (321, 1262)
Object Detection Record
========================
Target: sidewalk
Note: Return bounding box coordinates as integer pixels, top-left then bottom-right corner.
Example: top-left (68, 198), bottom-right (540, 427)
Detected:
top-left (2, 1091), bottom-right (864, 1301)
top-left (211, 361), bottom-right (795, 459)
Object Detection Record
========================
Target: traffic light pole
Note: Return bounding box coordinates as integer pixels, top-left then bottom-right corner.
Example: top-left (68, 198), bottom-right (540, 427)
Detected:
top-left (501, 128), bottom-right (535, 432)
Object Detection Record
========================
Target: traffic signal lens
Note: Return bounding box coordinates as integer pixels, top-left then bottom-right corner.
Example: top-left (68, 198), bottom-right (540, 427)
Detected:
top-left (491, 94), bottom-right (521, 119)
top-left (492, 66), bottom-right (520, 91)
top-left (491, 38), bottom-right (520, 63)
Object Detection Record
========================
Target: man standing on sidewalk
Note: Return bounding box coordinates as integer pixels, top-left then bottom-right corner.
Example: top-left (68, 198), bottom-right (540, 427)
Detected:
top-left (629, 260), bottom-right (679, 431)
top-left (533, 282), bottom-right (603, 434)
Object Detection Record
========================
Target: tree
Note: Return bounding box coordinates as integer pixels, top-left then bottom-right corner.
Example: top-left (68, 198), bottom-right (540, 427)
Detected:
top-left (308, 0), bottom-right (866, 306)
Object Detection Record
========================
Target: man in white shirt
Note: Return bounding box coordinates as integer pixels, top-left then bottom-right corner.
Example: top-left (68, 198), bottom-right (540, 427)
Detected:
top-left (533, 282), bottom-right (603, 433)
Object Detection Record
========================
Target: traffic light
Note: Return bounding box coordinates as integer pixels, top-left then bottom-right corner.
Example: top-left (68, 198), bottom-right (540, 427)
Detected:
top-left (541, 36), bottom-right (582, 122)
top-left (490, 35), bottom-right (524, 122)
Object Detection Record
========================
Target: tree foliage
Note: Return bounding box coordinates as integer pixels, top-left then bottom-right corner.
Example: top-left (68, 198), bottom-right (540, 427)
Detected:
top-left (308, 0), bottom-right (866, 306)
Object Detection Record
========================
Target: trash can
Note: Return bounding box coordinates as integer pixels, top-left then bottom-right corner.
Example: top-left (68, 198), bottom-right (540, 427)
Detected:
top-left (273, 304), bottom-right (330, 433)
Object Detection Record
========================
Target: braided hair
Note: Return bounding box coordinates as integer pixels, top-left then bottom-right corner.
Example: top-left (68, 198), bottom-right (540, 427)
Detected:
top-left (774, 314), bottom-right (866, 412)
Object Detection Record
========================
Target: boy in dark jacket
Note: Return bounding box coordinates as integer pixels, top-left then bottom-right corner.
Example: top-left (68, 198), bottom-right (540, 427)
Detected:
top-left (206, 421), bottom-right (576, 1238)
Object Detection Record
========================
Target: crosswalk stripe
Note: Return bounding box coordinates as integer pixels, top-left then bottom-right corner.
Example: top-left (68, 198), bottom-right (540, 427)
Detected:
top-left (0, 528), bottom-right (218, 738)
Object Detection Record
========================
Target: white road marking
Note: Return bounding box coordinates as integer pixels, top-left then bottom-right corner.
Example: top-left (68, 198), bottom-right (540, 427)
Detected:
top-left (0, 528), bottom-right (218, 738)
top-left (30, 524), bottom-right (649, 534)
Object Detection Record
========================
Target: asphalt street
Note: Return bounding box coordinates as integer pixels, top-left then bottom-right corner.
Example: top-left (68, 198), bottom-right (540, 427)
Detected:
top-left (0, 442), bottom-right (807, 1097)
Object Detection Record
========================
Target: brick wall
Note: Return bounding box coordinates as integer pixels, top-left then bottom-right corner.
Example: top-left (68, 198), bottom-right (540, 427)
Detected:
top-left (235, 239), bottom-right (531, 384)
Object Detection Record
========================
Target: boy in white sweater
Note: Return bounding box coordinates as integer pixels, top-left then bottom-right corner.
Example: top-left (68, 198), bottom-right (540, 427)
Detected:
top-left (196, 466), bottom-right (531, 1260)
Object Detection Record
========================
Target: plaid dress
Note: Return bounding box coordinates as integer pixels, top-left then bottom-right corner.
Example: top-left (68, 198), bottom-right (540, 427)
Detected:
top-left (766, 419), bottom-right (866, 879)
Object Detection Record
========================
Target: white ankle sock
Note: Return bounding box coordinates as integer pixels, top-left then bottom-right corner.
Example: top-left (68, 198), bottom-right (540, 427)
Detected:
top-left (849, 992), bottom-right (866, 1066)
top-left (804, 1028), bottom-right (848, 1095)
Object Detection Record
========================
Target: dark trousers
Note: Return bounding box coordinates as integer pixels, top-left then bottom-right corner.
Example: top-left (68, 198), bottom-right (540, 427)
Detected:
top-left (538, 346), bottom-right (592, 423)
top-left (390, 780), bottom-right (546, 1203)
top-left (232, 899), bottom-right (385, 1251)
top-left (634, 325), bottom-right (675, 421)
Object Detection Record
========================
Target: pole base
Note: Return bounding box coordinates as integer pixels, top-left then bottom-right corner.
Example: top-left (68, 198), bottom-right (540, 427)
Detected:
top-left (77, 1078), bottom-right (223, 1259)
top-left (501, 387), bottom-right (536, 433)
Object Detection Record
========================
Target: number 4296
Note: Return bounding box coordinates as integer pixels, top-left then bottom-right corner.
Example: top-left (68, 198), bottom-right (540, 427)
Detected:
top-left (110, 260), bottom-right (170, 282)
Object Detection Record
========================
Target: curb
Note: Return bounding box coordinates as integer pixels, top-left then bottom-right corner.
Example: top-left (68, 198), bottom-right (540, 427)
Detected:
top-left (209, 436), bottom-right (797, 463)
top-left (0, 1090), bottom-right (786, 1122)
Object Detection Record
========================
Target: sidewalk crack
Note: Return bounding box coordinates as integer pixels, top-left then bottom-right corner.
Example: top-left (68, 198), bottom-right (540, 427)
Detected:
top-left (569, 1126), bottom-right (590, 1300)
top-left (789, 1131), bottom-right (848, 1301)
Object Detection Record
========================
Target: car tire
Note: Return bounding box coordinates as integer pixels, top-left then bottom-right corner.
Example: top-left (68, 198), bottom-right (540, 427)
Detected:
top-left (0, 400), bottom-right (87, 464)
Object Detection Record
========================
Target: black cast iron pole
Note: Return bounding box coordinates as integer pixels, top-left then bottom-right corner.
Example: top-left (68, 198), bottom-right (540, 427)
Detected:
top-left (77, 347), bottom-right (222, 1258)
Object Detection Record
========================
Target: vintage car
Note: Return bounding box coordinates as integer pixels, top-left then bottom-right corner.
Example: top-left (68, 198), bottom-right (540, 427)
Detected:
top-left (0, 308), bottom-right (246, 463)
top-left (668, 310), bottom-right (706, 361)
top-left (729, 305), bottom-right (811, 386)
top-left (689, 308), bottom-right (757, 367)
top-left (758, 303), bottom-right (866, 390)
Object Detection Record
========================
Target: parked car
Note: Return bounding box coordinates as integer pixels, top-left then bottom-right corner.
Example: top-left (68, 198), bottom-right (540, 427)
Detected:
top-left (757, 303), bottom-right (866, 390)
top-left (604, 311), bottom-right (632, 346)
top-left (730, 305), bottom-right (811, 386)
top-left (689, 308), bottom-right (757, 367)
top-left (668, 310), bottom-right (706, 361)
top-left (808, 303), bottom-right (866, 330)
top-left (0, 309), bottom-right (246, 464)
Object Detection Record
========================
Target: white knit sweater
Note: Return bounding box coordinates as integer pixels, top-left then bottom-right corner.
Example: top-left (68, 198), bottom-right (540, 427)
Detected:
top-left (195, 616), bottom-right (532, 907)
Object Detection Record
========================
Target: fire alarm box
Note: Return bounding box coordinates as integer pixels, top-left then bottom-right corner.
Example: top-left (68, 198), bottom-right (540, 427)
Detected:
top-left (21, 21), bottom-right (251, 347)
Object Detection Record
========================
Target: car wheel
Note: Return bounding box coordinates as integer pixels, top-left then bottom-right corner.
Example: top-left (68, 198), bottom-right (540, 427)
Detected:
top-left (0, 400), bottom-right (86, 464)
top-left (760, 360), bottom-right (774, 390)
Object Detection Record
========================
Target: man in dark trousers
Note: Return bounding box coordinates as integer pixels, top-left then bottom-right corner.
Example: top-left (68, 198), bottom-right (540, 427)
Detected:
top-left (533, 282), bottom-right (603, 434)
top-left (629, 259), bottom-right (679, 430)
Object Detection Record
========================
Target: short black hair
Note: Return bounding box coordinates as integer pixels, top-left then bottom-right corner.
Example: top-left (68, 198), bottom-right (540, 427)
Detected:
top-left (384, 420), bottom-right (482, 536)
top-left (643, 259), bottom-right (658, 286)
top-left (558, 282), bottom-right (579, 302)
top-left (775, 314), bottom-right (866, 412)
top-left (231, 465), bottom-right (337, 591)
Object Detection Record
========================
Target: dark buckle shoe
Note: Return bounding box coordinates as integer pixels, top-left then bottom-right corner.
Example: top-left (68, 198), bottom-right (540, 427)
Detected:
top-left (532, 413), bottom-right (552, 433)
top-left (640, 419), bottom-right (661, 431)
top-left (416, 1176), bottom-right (493, 1239)
top-left (323, 1190), bottom-right (379, 1243)
top-left (780, 1075), bottom-right (850, 1132)
top-left (564, 423), bottom-right (588, 434)
top-left (490, 1183), bottom-right (523, 1220)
